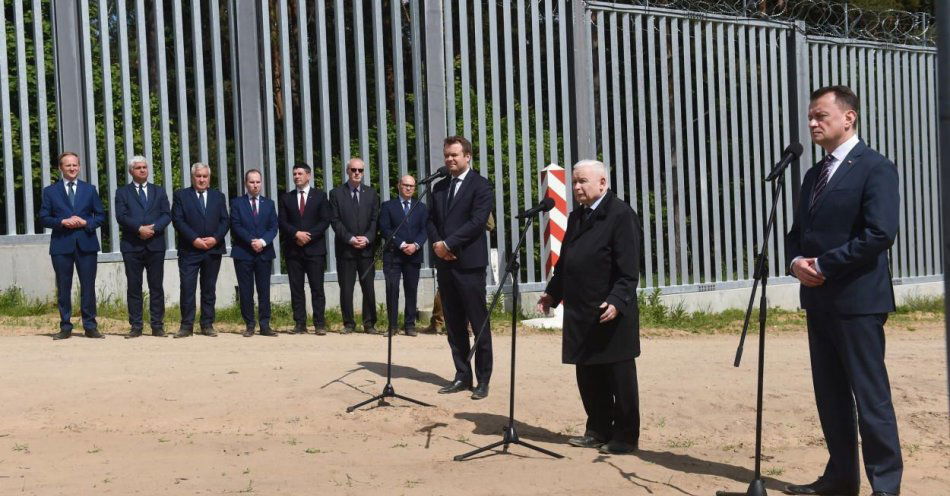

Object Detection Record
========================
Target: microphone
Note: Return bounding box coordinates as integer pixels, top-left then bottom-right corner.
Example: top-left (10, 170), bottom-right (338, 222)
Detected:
top-left (516, 197), bottom-right (556, 219)
top-left (419, 166), bottom-right (448, 185)
top-left (764, 142), bottom-right (804, 182)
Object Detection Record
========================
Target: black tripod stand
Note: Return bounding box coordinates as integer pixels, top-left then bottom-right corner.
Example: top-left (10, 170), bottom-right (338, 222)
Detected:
top-left (717, 170), bottom-right (788, 496)
top-left (454, 216), bottom-right (563, 461)
top-left (346, 177), bottom-right (441, 413)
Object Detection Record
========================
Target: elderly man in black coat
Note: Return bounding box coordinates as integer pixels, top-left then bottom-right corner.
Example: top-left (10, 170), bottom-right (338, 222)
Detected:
top-left (539, 159), bottom-right (642, 455)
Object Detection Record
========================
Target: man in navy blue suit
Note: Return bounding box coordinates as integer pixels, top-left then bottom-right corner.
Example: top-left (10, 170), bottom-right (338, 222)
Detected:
top-left (785, 86), bottom-right (902, 496)
top-left (171, 163), bottom-right (230, 338)
top-left (427, 136), bottom-right (494, 400)
top-left (40, 152), bottom-right (106, 340)
top-left (278, 162), bottom-right (332, 335)
top-left (230, 169), bottom-right (278, 337)
top-left (114, 155), bottom-right (171, 338)
top-left (379, 175), bottom-right (427, 337)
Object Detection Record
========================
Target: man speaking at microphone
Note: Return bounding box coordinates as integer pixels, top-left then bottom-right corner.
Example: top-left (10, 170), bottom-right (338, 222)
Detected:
top-left (785, 86), bottom-right (901, 496)
top-left (427, 136), bottom-right (494, 400)
top-left (538, 159), bottom-right (642, 455)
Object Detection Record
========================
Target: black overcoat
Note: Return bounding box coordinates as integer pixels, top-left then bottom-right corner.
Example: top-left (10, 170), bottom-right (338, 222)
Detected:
top-left (544, 189), bottom-right (641, 365)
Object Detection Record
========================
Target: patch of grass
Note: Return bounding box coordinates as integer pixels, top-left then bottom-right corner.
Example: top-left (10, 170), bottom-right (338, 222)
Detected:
top-left (285, 437), bottom-right (299, 446)
top-left (764, 467), bottom-right (785, 477)
top-left (304, 448), bottom-right (322, 454)
top-left (12, 443), bottom-right (30, 453)
top-left (895, 294), bottom-right (944, 314)
top-left (87, 446), bottom-right (102, 454)
top-left (0, 287), bottom-right (54, 316)
top-left (391, 442), bottom-right (408, 448)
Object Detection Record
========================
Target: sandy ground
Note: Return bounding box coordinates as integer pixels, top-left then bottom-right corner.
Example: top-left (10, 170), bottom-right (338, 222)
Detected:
top-left (0, 323), bottom-right (947, 496)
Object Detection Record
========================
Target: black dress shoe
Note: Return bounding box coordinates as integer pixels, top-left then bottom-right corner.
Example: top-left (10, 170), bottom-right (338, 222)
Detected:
top-left (52, 330), bottom-right (72, 340)
top-left (260, 328), bottom-right (278, 337)
top-left (341, 326), bottom-right (355, 335)
top-left (567, 436), bottom-right (605, 449)
top-left (151, 329), bottom-right (166, 337)
top-left (785, 478), bottom-right (858, 496)
top-left (85, 329), bottom-right (104, 339)
top-left (598, 440), bottom-right (638, 455)
top-left (242, 328), bottom-right (254, 337)
top-left (471, 383), bottom-right (489, 400)
top-left (125, 329), bottom-right (143, 339)
top-left (438, 380), bottom-right (472, 394)
top-left (314, 326), bottom-right (326, 336)
top-left (200, 326), bottom-right (217, 337)
top-left (404, 327), bottom-right (418, 337)
top-left (174, 329), bottom-right (193, 338)
top-left (365, 327), bottom-right (381, 335)
top-left (870, 492), bottom-right (898, 496)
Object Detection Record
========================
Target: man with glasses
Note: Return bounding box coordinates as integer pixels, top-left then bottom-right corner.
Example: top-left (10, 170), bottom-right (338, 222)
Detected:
top-left (379, 175), bottom-right (427, 337)
top-left (114, 155), bottom-right (171, 338)
top-left (40, 152), bottom-right (106, 340)
top-left (329, 158), bottom-right (380, 334)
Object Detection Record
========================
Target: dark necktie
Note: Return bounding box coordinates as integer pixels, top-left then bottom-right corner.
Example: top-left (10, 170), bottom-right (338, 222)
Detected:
top-left (402, 200), bottom-right (409, 216)
top-left (352, 188), bottom-right (359, 205)
top-left (67, 182), bottom-right (76, 207)
top-left (584, 206), bottom-right (594, 222)
top-left (809, 155), bottom-right (836, 212)
top-left (138, 184), bottom-right (146, 204)
top-left (198, 191), bottom-right (206, 214)
top-left (298, 190), bottom-right (306, 215)
top-left (251, 197), bottom-right (258, 217)
top-left (446, 178), bottom-right (459, 210)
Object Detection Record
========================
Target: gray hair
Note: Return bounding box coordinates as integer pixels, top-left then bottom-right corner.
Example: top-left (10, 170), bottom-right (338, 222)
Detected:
top-left (573, 159), bottom-right (609, 183)
top-left (190, 162), bottom-right (211, 175)
top-left (127, 155), bottom-right (148, 171)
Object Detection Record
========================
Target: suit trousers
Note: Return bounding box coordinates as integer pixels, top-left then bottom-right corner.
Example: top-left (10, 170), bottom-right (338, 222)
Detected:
top-left (178, 251), bottom-right (222, 330)
top-left (51, 251), bottom-right (98, 332)
top-left (336, 256), bottom-right (376, 329)
top-left (234, 258), bottom-right (273, 330)
top-left (383, 258), bottom-right (421, 330)
top-left (286, 255), bottom-right (326, 329)
top-left (437, 266), bottom-right (492, 385)
top-left (122, 250), bottom-right (165, 331)
top-left (806, 311), bottom-right (902, 494)
top-left (575, 358), bottom-right (640, 446)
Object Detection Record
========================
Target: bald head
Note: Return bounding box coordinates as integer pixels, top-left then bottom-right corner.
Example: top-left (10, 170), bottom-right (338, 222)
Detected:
top-left (398, 174), bottom-right (417, 200)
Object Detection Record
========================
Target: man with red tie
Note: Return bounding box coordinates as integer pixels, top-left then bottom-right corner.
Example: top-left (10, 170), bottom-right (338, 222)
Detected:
top-left (278, 163), bottom-right (331, 335)
top-left (230, 169), bottom-right (278, 337)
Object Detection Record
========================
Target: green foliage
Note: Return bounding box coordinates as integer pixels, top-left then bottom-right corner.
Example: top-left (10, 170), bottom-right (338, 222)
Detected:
top-left (0, 287), bottom-right (54, 316)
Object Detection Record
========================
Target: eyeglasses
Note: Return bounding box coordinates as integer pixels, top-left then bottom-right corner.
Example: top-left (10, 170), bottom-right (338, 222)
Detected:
top-left (400, 184), bottom-right (416, 188)
top-left (349, 168), bottom-right (364, 173)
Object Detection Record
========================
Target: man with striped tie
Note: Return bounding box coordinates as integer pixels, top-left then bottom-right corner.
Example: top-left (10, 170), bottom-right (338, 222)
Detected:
top-left (785, 86), bottom-right (902, 496)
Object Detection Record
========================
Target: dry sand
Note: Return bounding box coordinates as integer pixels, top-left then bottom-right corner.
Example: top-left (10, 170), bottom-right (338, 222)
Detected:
top-left (0, 323), bottom-right (947, 495)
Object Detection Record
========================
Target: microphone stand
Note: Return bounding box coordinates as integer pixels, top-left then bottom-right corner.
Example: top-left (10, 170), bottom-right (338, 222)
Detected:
top-left (346, 178), bottom-right (441, 413)
top-left (717, 166), bottom-right (788, 496)
top-left (454, 215), bottom-right (563, 461)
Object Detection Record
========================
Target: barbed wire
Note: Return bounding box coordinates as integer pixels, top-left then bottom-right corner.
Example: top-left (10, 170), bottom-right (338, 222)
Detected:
top-left (588, 0), bottom-right (935, 46)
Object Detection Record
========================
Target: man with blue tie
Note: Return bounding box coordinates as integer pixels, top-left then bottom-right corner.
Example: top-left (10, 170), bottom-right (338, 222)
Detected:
top-left (379, 175), bottom-right (427, 337)
top-left (230, 169), bottom-right (278, 337)
top-left (114, 155), bottom-right (171, 338)
top-left (171, 163), bottom-right (230, 338)
top-left (785, 86), bottom-right (902, 496)
top-left (40, 152), bottom-right (106, 340)
top-left (427, 136), bottom-right (495, 400)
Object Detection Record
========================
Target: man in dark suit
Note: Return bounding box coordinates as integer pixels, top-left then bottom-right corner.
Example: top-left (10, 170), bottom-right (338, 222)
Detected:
top-left (538, 160), bottom-right (641, 455)
top-left (39, 152), bottom-right (107, 340)
top-left (114, 155), bottom-right (171, 338)
top-left (329, 158), bottom-right (380, 334)
top-left (171, 163), bottom-right (229, 338)
top-left (379, 175), bottom-right (427, 337)
top-left (427, 136), bottom-right (494, 400)
top-left (278, 162), bottom-right (332, 335)
top-left (785, 86), bottom-right (902, 496)
top-left (230, 169), bottom-right (278, 337)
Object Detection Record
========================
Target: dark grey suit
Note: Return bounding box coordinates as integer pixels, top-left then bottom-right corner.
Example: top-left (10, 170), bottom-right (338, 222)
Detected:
top-left (329, 182), bottom-right (380, 330)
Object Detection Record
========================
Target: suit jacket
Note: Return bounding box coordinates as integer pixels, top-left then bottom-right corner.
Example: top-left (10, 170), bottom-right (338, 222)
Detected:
top-left (329, 183), bottom-right (379, 259)
top-left (39, 179), bottom-right (106, 255)
top-left (379, 197), bottom-right (428, 264)
top-left (426, 168), bottom-right (493, 270)
top-left (229, 194), bottom-right (278, 261)
top-left (278, 187), bottom-right (331, 258)
top-left (785, 140), bottom-right (899, 315)
top-left (171, 187), bottom-right (229, 256)
top-left (544, 190), bottom-right (641, 365)
top-left (114, 182), bottom-right (171, 253)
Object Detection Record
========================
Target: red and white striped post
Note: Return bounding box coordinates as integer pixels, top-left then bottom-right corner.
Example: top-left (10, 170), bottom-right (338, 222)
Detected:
top-left (540, 164), bottom-right (568, 279)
